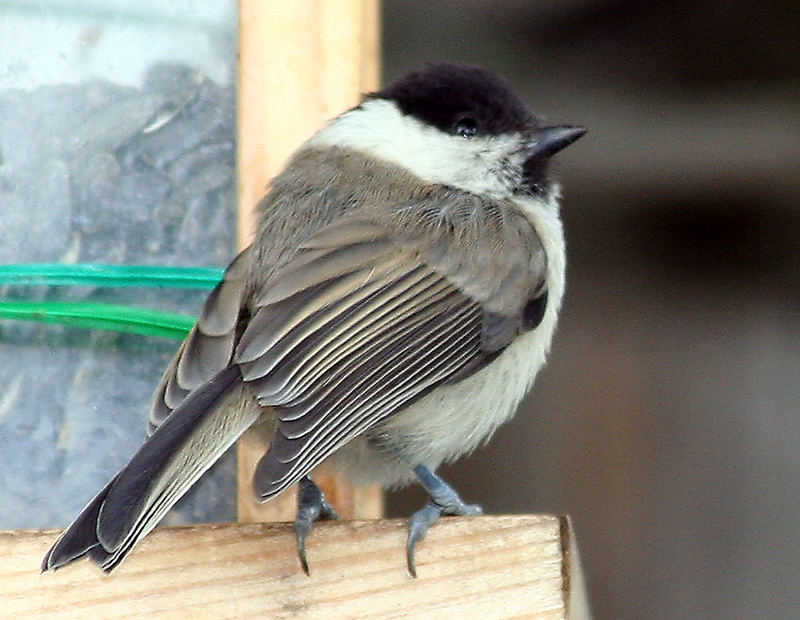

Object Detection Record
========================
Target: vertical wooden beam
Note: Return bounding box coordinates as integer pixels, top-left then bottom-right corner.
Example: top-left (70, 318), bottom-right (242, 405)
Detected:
top-left (236, 1), bottom-right (382, 523)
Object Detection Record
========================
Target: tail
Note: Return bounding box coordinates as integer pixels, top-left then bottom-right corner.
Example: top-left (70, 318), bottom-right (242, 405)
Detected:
top-left (42, 365), bottom-right (259, 572)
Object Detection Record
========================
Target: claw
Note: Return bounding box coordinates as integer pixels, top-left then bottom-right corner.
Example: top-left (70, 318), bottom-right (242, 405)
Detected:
top-left (404, 465), bottom-right (483, 577)
top-left (406, 502), bottom-right (441, 577)
top-left (296, 526), bottom-right (311, 576)
top-left (294, 476), bottom-right (338, 575)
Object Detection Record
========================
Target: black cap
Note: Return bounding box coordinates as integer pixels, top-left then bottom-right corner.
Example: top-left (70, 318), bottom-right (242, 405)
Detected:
top-left (374, 63), bottom-right (537, 137)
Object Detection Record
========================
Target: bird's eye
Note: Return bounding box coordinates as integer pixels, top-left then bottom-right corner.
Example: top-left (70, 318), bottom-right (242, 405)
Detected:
top-left (455, 117), bottom-right (478, 138)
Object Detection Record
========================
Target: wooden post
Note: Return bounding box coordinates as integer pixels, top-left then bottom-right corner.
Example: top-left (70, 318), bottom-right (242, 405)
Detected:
top-left (4, 516), bottom-right (591, 618)
top-left (236, 1), bottom-right (383, 523)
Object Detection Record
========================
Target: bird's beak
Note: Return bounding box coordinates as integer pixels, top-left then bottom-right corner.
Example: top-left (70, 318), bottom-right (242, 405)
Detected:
top-left (526, 125), bottom-right (587, 159)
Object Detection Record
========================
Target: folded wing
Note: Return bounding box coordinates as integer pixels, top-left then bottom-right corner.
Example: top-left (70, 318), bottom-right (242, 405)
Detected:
top-left (237, 199), bottom-right (547, 499)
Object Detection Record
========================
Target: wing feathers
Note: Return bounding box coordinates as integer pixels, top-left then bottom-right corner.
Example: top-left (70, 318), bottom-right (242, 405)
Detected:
top-left (254, 300), bottom-right (481, 497)
top-left (237, 259), bottom-right (403, 367)
top-left (246, 268), bottom-right (450, 402)
top-left (266, 278), bottom-right (454, 409)
top-left (148, 248), bottom-right (251, 434)
top-left (280, 300), bottom-right (476, 447)
top-left (255, 239), bottom-right (394, 306)
top-left (300, 220), bottom-right (388, 249)
top-left (243, 209), bottom-right (547, 499)
top-left (177, 330), bottom-right (236, 388)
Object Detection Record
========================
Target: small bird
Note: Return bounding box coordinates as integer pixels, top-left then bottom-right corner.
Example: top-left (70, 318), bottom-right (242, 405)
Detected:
top-left (42, 63), bottom-right (585, 577)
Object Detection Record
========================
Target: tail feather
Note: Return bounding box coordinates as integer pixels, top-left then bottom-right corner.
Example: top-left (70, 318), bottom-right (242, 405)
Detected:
top-left (42, 365), bottom-right (259, 572)
top-left (41, 477), bottom-right (114, 572)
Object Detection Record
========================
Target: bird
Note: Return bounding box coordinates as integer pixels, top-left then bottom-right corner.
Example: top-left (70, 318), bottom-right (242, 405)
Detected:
top-left (42, 63), bottom-right (585, 577)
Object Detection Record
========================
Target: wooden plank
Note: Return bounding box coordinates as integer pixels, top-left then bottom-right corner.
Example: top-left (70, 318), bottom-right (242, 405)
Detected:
top-left (2, 515), bottom-right (589, 619)
top-left (235, 0), bottom-right (382, 523)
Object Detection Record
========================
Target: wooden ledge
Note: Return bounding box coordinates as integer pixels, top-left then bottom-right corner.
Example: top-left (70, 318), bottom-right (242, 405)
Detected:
top-left (2, 515), bottom-right (589, 618)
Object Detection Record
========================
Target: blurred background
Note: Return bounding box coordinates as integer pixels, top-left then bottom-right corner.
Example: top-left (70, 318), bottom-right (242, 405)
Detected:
top-left (2, 1), bottom-right (799, 618)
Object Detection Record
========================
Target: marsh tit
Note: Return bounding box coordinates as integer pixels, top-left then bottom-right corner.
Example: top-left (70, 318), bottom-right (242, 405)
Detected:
top-left (42, 63), bottom-right (585, 577)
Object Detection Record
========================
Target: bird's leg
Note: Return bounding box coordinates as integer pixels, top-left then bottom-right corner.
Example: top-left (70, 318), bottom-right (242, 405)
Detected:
top-left (295, 475), bottom-right (338, 575)
top-left (406, 464), bottom-right (482, 577)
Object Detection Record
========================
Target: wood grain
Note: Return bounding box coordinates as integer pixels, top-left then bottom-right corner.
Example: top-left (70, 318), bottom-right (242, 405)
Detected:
top-left (4, 515), bottom-right (588, 618)
top-left (235, 0), bottom-right (382, 524)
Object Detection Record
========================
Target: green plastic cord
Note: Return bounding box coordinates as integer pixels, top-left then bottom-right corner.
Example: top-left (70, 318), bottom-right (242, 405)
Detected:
top-left (0, 263), bottom-right (224, 289)
top-left (0, 301), bottom-right (196, 340)
top-left (0, 263), bottom-right (224, 339)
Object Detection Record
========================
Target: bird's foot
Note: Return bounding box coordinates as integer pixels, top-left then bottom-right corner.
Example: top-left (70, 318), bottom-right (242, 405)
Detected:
top-left (406, 465), bottom-right (482, 577)
top-left (295, 475), bottom-right (338, 575)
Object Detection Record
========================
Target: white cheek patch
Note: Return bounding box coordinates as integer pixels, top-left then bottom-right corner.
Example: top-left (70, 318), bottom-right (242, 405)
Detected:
top-left (305, 99), bottom-right (522, 199)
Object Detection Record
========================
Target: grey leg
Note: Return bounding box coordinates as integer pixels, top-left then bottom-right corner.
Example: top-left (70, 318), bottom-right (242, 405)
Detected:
top-left (295, 475), bottom-right (338, 575)
top-left (406, 464), bottom-right (482, 577)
